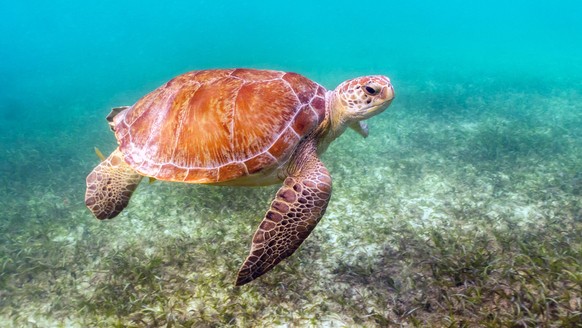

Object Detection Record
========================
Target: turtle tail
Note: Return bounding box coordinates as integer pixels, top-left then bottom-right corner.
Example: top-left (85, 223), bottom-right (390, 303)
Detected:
top-left (85, 148), bottom-right (143, 220)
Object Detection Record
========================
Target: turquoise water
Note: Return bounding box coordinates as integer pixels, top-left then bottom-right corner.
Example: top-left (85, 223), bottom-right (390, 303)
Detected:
top-left (2, 1), bottom-right (581, 105)
top-left (1, 0), bottom-right (580, 178)
top-left (1, 1), bottom-right (581, 326)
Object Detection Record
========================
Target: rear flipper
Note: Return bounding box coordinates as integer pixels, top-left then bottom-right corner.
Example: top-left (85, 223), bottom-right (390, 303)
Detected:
top-left (85, 148), bottom-right (143, 220)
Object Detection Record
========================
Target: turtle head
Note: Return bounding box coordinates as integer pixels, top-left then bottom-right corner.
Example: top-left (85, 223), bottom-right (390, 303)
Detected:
top-left (330, 75), bottom-right (394, 137)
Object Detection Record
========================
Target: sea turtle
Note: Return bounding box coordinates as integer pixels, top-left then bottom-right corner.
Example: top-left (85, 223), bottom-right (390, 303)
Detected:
top-left (85, 68), bottom-right (394, 285)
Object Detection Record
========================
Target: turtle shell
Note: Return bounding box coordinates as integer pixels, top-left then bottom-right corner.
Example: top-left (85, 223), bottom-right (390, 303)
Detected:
top-left (112, 69), bottom-right (327, 183)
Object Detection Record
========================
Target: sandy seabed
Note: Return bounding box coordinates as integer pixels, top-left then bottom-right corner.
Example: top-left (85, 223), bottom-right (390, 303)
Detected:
top-left (1, 79), bottom-right (581, 327)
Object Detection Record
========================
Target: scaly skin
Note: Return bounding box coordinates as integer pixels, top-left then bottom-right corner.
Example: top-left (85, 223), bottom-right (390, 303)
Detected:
top-left (236, 141), bottom-right (331, 285)
top-left (85, 148), bottom-right (143, 220)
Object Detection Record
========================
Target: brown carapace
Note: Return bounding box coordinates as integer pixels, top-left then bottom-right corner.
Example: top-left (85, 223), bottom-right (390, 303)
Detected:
top-left (85, 68), bottom-right (394, 285)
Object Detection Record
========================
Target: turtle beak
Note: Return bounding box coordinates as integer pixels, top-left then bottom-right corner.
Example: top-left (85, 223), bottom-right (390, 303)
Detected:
top-left (361, 91), bottom-right (394, 119)
top-left (383, 81), bottom-right (395, 102)
top-left (369, 80), bottom-right (395, 116)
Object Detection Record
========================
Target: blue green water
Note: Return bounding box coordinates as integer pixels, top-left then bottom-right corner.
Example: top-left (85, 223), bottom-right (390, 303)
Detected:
top-left (1, 0), bottom-right (581, 172)
top-left (2, 0), bottom-right (581, 108)
top-left (1, 0), bottom-right (581, 325)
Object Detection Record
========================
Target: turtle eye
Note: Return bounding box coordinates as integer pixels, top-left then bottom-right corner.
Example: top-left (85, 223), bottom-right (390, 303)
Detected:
top-left (363, 85), bottom-right (379, 96)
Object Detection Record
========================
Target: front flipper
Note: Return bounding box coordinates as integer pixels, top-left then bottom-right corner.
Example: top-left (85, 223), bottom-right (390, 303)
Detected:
top-left (85, 148), bottom-right (143, 220)
top-left (236, 147), bottom-right (332, 286)
top-left (349, 120), bottom-right (369, 138)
